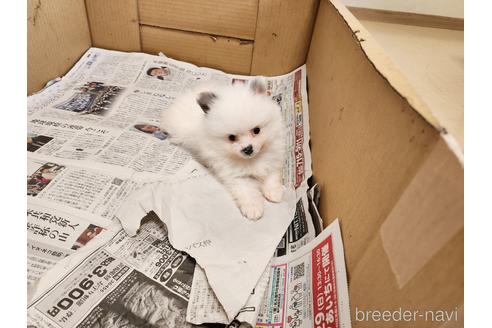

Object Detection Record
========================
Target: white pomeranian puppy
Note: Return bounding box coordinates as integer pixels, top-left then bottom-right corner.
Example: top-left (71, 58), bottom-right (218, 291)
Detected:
top-left (161, 79), bottom-right (286, 220)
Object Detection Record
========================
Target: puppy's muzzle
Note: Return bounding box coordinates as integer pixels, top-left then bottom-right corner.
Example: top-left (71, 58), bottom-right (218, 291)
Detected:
top-left (241, 145), bottom-right (254, 156)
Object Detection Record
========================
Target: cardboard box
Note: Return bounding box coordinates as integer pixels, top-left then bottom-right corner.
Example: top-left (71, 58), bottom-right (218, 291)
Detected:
top-left (27, 0), bottom-right (464, 326)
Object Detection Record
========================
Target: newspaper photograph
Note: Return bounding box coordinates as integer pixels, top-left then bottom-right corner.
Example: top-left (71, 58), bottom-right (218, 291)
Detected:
top-left (256, 219), bottom-right (351, 328)
top-left (53, 82), bottom-right (124, 116)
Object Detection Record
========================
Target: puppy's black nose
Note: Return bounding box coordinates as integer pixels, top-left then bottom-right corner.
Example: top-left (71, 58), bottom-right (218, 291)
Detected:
top-left (241, 145), bottom-right (253, 156)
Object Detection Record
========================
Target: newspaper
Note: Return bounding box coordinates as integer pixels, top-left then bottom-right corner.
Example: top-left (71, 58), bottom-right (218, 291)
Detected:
top-left (184, 190), bottom-right (318, 326)
top-left (28, 48), bottom-right (311, 187)
top-left (274, 183), bottom-right (316, 257)
top-left (27, 204), bottom-right (114, 294)
top-left (256, 219), bottom-right (351, 328)
top-left (115, 166), bottom-right (297, 321)
top-left (27, 47), bottom-right (315, 327)
top-left (186, 259), bottom-right (272, 326)
top-left (183, 186), bottom-right (321, 326)
top-left (27, 158), bottom-right (141, 223)
top-left (27, 117), bottom-right (192, 179)
top-left (28, 216), bottom-right (202, 327)
top-left (27, 211), bottom-right (264, 328)
top-left (27, 217), bottom-right (351, 328)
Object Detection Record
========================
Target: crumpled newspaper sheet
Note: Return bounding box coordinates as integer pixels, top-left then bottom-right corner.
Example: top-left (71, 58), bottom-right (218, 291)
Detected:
top-left (116, 164), bottom-right (297, 321)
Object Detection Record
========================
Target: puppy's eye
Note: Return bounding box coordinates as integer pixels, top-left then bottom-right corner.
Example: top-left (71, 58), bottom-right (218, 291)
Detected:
top-left (253, 127), bottom-right (261, 135)
top-left (228, 134), bottom-right (236, 142)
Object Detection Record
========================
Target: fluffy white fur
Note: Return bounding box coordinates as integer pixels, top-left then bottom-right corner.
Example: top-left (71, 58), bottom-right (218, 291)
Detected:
top-left (161, 79), bottom-right (286, 220)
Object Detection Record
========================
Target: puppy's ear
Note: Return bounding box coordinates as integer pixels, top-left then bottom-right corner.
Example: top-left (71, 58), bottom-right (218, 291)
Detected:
top-left (249, 78), bottom-right (267, 95)
top-left (197, 92), bottom-right (217, 113)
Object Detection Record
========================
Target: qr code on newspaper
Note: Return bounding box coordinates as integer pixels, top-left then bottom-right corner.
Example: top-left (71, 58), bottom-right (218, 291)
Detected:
top-left (292, 262), bottom-right (305, 280)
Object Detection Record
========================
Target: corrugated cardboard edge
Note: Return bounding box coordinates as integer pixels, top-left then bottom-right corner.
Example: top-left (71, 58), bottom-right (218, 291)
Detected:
top-left (328, 0), bottom-right (463, 162)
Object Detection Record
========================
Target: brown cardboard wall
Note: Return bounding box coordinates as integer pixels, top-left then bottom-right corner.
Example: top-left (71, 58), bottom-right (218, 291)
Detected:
top-left (26, 0), bottom-right (320, 88)
top-left (380, 137), bottom-right (464, 289)
top-left (138, 0), bottom-right (258, 40)
top-left (85, 0), bottom-right (141, 52)
top-left (307, 0), bottom-right (439, 271)
top-left (141, 26), bottom-right (253, 74)
top-left (350, 229), bottom-right (463, 327)
top-left (27, 0), bottom-right (91, 95)
top-left (307, 0), bottom-right (463, 325)
top-left (251, 0), bottom-right (319, 75)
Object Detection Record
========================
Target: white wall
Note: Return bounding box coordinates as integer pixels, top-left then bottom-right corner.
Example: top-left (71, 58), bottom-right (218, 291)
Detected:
top-left (342, 0), bottom-right (464, 18)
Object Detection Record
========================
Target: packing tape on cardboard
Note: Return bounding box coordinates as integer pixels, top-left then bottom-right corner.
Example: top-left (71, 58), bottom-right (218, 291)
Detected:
top-left (380, 137), bottom-right (463, 288)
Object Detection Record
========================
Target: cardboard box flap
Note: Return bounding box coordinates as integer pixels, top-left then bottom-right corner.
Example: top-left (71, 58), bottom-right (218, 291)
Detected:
top-left (328, 0), bottom-right (463, 158)
top-left (307, 1), bottom-right (463, 324)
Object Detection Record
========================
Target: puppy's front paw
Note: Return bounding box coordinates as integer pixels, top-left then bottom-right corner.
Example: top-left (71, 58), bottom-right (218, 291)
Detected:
top-left (262, 184), bottom-right (284, 203)
top-left (238, 200), bottom-right (264, 220)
